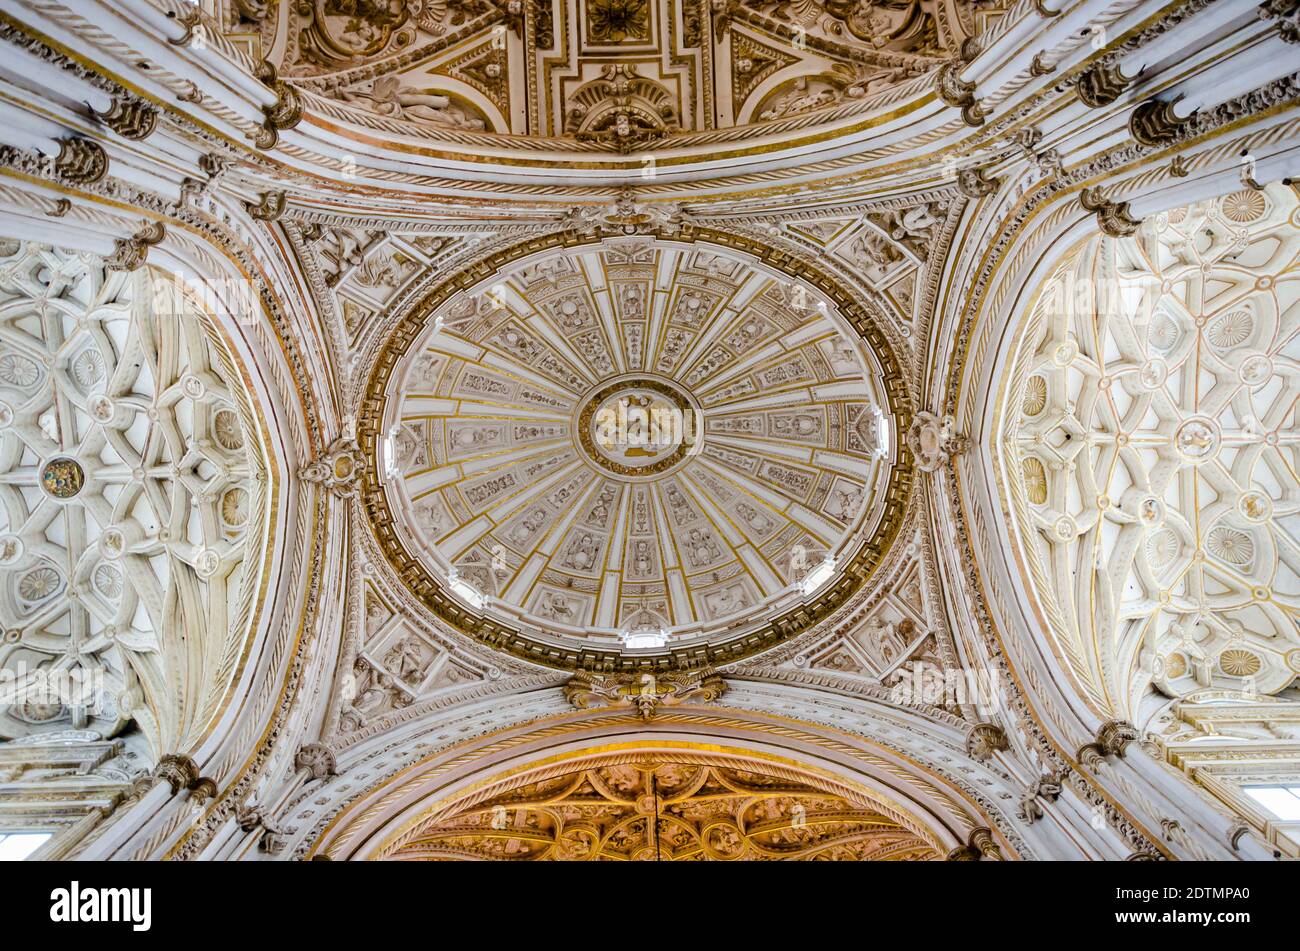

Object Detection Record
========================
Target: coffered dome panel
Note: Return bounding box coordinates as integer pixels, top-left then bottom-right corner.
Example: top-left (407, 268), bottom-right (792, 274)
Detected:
top-left (363, 234), bottom-right (907, 667)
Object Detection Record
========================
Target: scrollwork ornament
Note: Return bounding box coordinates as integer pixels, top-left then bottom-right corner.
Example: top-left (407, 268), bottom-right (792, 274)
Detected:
top-left (563, 668), bottom-right (727, 720)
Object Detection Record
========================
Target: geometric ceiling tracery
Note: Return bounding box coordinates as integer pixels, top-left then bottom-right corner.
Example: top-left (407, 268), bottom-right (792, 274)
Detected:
top-left (0, 242), bottom-right (271, 759)
top-left (999, 183), bottom-right (1300, 727)
top-left (377, 236), bottom-right (894, 648)
top-left (382, 756), bottom-right (942, 860)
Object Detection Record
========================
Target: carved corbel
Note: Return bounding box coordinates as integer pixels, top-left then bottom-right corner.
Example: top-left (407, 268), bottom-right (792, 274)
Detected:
top-left (1031, 0), bottom-right (1062, 16)
top-left (1259, 0), bottom-right (1300, 43)
top-left (1077, 719), bottom-right (1139, 769)
top-left (1130, 97), bottom-right (1190, 147)
top-left (1227, 820), bottom-right (1255, 851)
top-left (106, 220), bottom-right (166, 272)
top-left (955, 165), bottom-right (1001, 199)
top-left (93, 97), bottom-right (159, 140)
top-left (54, 137), bottom-right (108, 185)
top-left (294, 743), bottom-right (338, 780)
top-left (1075, 62), bottom-right (1129, 107)
top-left (934, 62), bottom-right (986, 126)
top-left (1080, 186), bottom-right (1141, 237)
top-left (965, 723), bottom-right (1010, 763)
top-left (151, 753), bottom-right (217, 799)
top-left (253, 61), bottom-right (302, 150)
top-left (945, 828), bottom-right (1003, 860)
top-left (246, 190), bottom-right (287, 221)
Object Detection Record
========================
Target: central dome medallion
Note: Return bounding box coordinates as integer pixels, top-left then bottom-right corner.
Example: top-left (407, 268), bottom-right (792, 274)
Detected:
top-left (365, 234), bottom-right (907, 667)
top-left (577, 376), bottom-right (701, 477)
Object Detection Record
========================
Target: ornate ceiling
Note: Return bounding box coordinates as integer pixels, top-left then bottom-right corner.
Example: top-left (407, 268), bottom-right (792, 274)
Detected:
top-left (0, 243), bottom-right (271, 758)
top-left (998, 183), bottom-right (1300, 726)
top-left (1, 0), bottom-right (1299, 867)
top-left (370, 236), bottom-right (896, 651)
top-left (233, 0), bottom-right (1004, 154)
top-left (382, 754), bottom-right (940, 860)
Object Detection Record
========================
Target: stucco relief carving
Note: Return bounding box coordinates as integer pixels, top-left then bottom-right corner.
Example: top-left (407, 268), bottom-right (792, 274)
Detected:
top-left (0, 243), bottom-right (270, 760)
